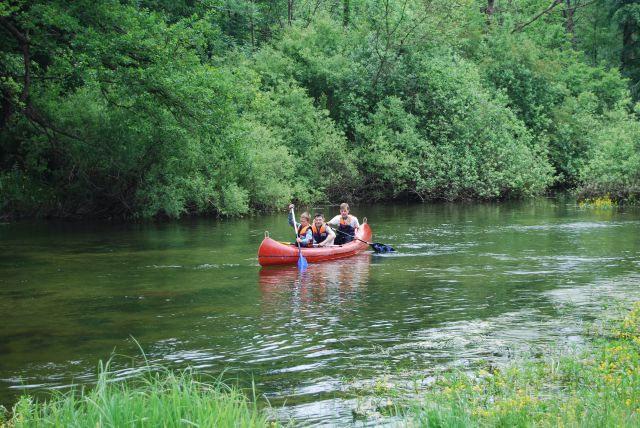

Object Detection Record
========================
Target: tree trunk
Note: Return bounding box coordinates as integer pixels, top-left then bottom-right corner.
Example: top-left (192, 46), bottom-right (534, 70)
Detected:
top-left (288, 0), bottom-right (294, 25)
top-left (621, 20), bottom-right (635, 74)
top-left (249, 5), bottom-right (255, 50)
top-left (562, 0), bottom-right (577, 49)
top-left (487, 0), bottom-right (495, 16)
top-left (343, 0), bottom-right (350, 26)
top-left (592, 12), bottom-right (598, 64)
top-left (0, 17), bottom-right (31, 104)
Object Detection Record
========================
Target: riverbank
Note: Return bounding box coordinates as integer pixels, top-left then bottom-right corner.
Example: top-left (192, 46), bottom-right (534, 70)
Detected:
top-left (2, 302), bottom-right (640, 427)
top-left (0, 363), bottom-right (269, 427)
top-left (402, 301), bottom-right (640, 426)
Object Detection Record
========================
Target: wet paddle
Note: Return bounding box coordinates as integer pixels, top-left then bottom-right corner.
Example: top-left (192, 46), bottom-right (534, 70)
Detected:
top-left (290, 207), bottom-right (308, 269)
top-left (335, 228), bottom-right (395, 253)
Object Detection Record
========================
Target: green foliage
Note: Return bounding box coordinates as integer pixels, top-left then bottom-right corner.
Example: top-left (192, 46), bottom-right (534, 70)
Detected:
top-left (0, 1), bottom-right (282, 218)
top-left (0, 168), bottom-right (53, 217)
top-left (574, 1), bottom-right (620, 68)
top-left (403, 51), bottom-right (554, 200)
top-left (479, 27), bottom-right (634, 188)
top-left (580, 106), bottom-right (640, 203)
top-left (247, 81), bottom-right (357, 204)
top-left (229, 119), bottom-right (295, 210)
top-left (611, 0), bottom-right (640, 98)
top-left (563, 60), bottom-right (630, 114)
top-left (547, 91), bottom-right (599, 186)
top-left (481, 35), bottom-right (563, 135)
top-left (2, 0), bottom-right (640, 218)
top-left (355, 96), bottom-right (433, 200)
top-left (254, 16), bottom-right (372, 137)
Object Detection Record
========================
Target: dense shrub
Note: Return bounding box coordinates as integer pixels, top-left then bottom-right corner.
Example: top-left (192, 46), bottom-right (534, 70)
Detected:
top-left (2, 0), bottom-right (640, 218)
top-left (401, 51), bottom-right (554, 200)
top-left (579, 107), bottom-right (640, 203)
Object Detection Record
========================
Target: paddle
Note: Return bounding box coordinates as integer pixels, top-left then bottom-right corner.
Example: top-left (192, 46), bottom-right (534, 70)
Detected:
top-left (335, 228), bottom-right (396, 253)
top-left (290, 207), bottom-right (308, 269)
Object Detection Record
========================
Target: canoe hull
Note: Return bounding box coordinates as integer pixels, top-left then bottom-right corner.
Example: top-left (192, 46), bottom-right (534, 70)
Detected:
top-left (258, 222), bottom-right (372, 266)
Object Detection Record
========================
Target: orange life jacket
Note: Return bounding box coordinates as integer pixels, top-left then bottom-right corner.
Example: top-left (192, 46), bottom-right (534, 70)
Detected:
top-left (297, 224), bottom-right (313, 247)
top-left (311, 224), bottom-right (329, 243)
top-left (339, 215), bottom-right (355, 233)
top-left (337, 215), bottom-right (356, 243)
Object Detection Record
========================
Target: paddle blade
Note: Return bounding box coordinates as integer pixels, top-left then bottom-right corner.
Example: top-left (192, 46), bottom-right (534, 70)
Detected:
top-left (371, 242), bottom-right (395, 253)
top-left (298, 253), bottom-right (308, 270)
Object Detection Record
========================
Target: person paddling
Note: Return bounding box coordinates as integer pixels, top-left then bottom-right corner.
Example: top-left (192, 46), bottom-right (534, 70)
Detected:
top-left (327, 203), bottom-right (360, 245)
top-left (311, 213), bottom-right (336, 247)
top-left (288, 204), bottom-right (313, 247)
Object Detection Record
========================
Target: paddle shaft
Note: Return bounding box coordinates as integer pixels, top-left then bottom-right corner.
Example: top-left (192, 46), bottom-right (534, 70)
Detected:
top-left (334, 227), bottom-right (372, 245)
top-left (291, 207), bottom-right (302, 249)
top-left (291, 208), bottom-right (311, 269)
top-left (334, 227), bottom-right (395, 252)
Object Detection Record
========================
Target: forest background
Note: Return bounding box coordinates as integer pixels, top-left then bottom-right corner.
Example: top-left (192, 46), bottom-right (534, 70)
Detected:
top-left (1, 0), bottom-right (639, 219)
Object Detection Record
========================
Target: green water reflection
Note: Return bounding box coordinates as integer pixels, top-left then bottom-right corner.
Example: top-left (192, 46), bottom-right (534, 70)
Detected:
top-left (1, 199), bottom-right (639, 425)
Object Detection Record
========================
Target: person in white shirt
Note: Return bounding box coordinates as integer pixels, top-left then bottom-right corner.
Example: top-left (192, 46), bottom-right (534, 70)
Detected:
top-left (327, 203), bottom-right (359, 245)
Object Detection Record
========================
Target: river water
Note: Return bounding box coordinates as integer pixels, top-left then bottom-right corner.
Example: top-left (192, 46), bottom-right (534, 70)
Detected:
top-left (1, 199), bottom-right (639, 425)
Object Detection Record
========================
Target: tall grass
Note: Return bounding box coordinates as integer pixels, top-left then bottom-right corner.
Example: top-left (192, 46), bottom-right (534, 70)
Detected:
top-left (2, 361), bottom-right (270, 428)
top-left (404, 302), bottom-right (640, 427)
top-left (5, 302), bottom-right (640, 427)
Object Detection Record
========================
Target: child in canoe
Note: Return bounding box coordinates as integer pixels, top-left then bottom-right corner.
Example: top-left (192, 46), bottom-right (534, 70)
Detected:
top-left (327, 203), bottom-right (360, 245)
top-left (288, 204), bottom-right (336, 247)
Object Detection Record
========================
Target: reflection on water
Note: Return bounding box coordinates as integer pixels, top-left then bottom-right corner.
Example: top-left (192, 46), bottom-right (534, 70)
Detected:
top-left (1, 200), bottom-right (640, 426)
top-left (259, 254), bottom-right (371, 309)
top-left (255, 256), bottom-right (373, 415)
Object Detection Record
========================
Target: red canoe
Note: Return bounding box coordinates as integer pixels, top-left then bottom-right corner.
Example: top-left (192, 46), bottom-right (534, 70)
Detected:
top-left (258, 221), bottom-right (372, 266)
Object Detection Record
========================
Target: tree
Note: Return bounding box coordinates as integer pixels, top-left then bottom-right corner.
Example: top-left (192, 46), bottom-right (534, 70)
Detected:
top-left (610, 0), bottom-right (640, 97)
top-left (0, 1), bottom-right (244, 218)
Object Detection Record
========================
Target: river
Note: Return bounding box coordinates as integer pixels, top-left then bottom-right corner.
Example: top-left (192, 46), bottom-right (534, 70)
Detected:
top-left (1, 199), bottom-right (639, 425)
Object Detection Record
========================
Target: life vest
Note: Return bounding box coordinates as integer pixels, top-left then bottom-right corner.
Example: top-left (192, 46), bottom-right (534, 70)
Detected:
top-left (311, 224), bottom-right (329, 243)
top-left (297, 224), bottom-right (313, 247)
top-left (338, 215), bottom-right (355, 235)
top-left (335, 215), bottom-right (356, 243)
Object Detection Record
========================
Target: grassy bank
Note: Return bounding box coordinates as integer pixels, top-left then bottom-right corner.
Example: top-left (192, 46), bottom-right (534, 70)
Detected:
top-left (402, 302), bottom-right (640, 427)
top-left (0, 363), bottom-right (269, 428)
top-left (3, 303), bottom-right (640, 427)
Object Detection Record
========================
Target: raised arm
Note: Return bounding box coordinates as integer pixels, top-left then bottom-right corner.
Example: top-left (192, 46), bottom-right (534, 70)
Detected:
top-left (288, 210), bottom-right (298, 228)
top-left (288, 204), bottom-right (299, 228)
